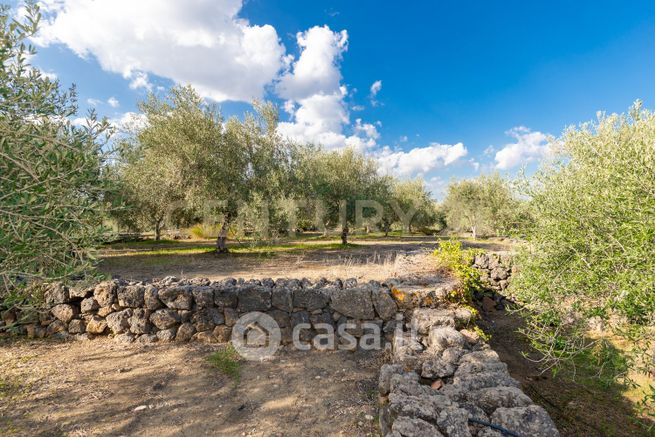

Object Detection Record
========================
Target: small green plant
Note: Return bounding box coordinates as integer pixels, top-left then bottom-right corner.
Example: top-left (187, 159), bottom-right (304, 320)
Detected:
top-left (433, 240), bottom-right (485, 302)
top-left (207, 345), bottom-right (241, 381)
top-left (189, 224), bottom-right (221, 239)
top-left (472, 325), bottom-right (492, 342)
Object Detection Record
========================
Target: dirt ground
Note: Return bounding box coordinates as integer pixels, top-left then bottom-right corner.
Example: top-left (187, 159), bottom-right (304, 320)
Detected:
top-left (0, 339), bottom-right (383, 437)
top-left (98, 237), bottom-right (510, 283)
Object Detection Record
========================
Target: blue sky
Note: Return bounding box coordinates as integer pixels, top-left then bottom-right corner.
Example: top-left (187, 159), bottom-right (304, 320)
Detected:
top-left (21, 0), bottom-right (655, 197)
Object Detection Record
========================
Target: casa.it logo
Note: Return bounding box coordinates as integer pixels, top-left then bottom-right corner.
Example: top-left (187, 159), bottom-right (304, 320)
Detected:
top-left (231, 311), bottom-right (281, 361)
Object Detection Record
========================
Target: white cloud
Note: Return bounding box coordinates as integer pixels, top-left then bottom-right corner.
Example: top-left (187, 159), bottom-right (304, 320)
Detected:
top-left (110, 112), bottom-right (148, 130)
top-left (40, 70), bottom-right (57, 80)
top-left (128, 71), bottom-right (152, 91)
top-left (86, 98), bottom-right (101, 106)
top-left (369, 80), bottom-right (382, 106)
top-left (276, 26), bottom-right (377, 152)
top-left (370, 80), bottom-right (382, 97)
top-left (34, 0), bottom-right (286, 102)
top-left (494, 126), bottom-right (553, 170)
top-left (376, 142), bottom-right (468, 177)
top-left (107, 96), bottom-right (120, 108)
top-left (276, 26), bottom-right (348, 100)
top-left (425, 176), bottom-right (447, 200)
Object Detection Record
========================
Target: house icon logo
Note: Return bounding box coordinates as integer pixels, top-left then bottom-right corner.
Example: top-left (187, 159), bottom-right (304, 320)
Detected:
top-left (231, 312), bottom-right (281, 360)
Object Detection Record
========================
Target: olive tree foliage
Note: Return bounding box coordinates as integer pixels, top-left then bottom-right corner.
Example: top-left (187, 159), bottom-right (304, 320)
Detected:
top-left (511, 102), bottom-right (655, 382)
top-left (442, 173), bottom-right (522, 238)
top-left (113, 134), bottom-right (187, 240)
top-left (123, 86), bottom-right (293, 251)
top-left (298, 147), bottom-right (387, 244)
top-left (390, 179), bottom-right (438, 233)
top-left (0, 4), bottom-right (112, 292)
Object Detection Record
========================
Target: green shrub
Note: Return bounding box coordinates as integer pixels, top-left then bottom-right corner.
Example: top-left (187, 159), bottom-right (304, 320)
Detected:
top-left (512, 102), bottom-right (655, 425)
top-left (433, 240), bottom-right (485, 302)
top-left (0, 5), bottom-right (112, 293)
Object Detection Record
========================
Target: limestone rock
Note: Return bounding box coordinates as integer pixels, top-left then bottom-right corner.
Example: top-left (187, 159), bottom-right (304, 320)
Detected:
top-left (156, 328), bottom-right (177, 342)
top-left (129, 308), bottom-right (151, 334)
top-left (44, 283), bottom-right (70, 306)
top-left (144, 285), bottom-right (163, 310)
top-left (379, 364), bottom-right (405, 395)
top-left (293, 287), bottom-right (330, 311)
top-left (192, 308), bottom-right (224, 332)
top-left (391, 416), bottom-right (444, 437)
top-left (51, 304), bottom-right (78, 324)
top-left (491, 405), bottom-right (559, 437)
top-left (372, 288), bottom-right (398, 320)
top-left (213, 325), bottom-right (232, 342)
top-left (411, 308), bottom-right (455, 334)
top-left (237, 286), bottom-right (271, 312)
top-left (436, 407), bottom-right (472, 437)
top-left (118, 285), bottom-right (145, 308)
top-left (192, 287), bottom-right (214, 308)
top-left (470, 387), bottom-right (533, 414)
top-left (46, 320), bottom-right (66, 336)
top-left (214, 287), bottom-right (237, 308)
top-left (106, 309), bottom-right (132, 334)
top-left (68, 319), bottom-right (86, 334)
top-left (271, 286), bottom-right (293, 312)
top-left (224, 308), bottom-right (238, 326)
top-left (149, 309), bottom-right (179, 330)
top-left (428, 326), bottom-right (467, 353)
top-left (421, 347), bottom-right (467, 378)
top-left (86, 315), bottom-right (107, 335)
top-left (80, 297), bottom-right (99, 314)
top-left (175, 322), bottom-right (195, 342)
top-left (159, 286), bottom-right (193, 310)
top-left (330, 286), bottom-right (375, 319)
top-left (94, 281), bottom-right (118, 307)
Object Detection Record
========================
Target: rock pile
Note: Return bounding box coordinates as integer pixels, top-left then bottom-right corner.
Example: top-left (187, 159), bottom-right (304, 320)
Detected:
top-left (378, 306), bottom-right (559, 437)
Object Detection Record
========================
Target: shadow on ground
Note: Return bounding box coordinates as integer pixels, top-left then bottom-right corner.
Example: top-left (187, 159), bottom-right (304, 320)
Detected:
top-left (0, 338), bottom-right (383, 436)
top-left (480, 310), bottom-right (655, 437)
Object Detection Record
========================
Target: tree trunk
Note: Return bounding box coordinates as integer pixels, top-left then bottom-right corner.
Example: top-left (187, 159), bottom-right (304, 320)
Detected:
top-left (216, 218), bottom-right (230, 253)
top-left (341, 225), bottom-right (349, 245)
top-left (154, 218), bottom-right (163, 241)
top-left (471, 226), bottom-right (477, 240)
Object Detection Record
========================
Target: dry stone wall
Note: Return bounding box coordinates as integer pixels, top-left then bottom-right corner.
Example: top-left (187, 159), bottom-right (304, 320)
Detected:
top-left (9, 276), bottom-right (403, 344)
top-left (379, 305), bottom-right (559, 437)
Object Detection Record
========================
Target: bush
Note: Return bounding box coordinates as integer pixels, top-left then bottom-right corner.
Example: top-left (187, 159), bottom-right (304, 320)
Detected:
top-left (512, 102), bottom-right (655, 422)
top-left (0, 5), bottom-right (112, 293)
top-left (433, 240), bottom-right (485, 302)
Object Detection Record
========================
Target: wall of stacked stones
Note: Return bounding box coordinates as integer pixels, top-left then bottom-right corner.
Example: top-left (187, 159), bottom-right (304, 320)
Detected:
top-left (7, 276), bottom-right (405, 343)
top-left (473, 252), bottom-right (515, 292)
top-left (379, 306), bottom-right (559, 437)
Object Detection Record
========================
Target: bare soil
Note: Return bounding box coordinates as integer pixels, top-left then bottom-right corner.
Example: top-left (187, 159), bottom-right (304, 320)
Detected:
top-left (98, 237), bottom-right (510, 283)
top-left (0, 339), bottom-right (383, 437)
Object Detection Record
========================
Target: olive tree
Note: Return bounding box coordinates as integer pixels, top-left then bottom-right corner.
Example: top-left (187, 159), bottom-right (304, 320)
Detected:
top-left (442, 173), bottom-right (519, 238)
top-left (0, 4), bottom-right (112, 291)
top-left (300, 148), bottom-right (384, 244)
top-left (512, 102), bottom-right (655, 381)
top-left (131, 87), bottom-right (292, 252)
